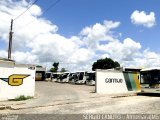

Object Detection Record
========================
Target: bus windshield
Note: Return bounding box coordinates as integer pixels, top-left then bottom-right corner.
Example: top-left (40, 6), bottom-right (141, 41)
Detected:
top-left (62, 73), bottom-right (69, 79)
top-left (141, 70), bottom-right (160, 84)
top-left (52, 74), bottom-right (58, 78)
top-left (45, 73), bottom-right (51, 78)
top-left (87, 73), bottom-right (95, 81)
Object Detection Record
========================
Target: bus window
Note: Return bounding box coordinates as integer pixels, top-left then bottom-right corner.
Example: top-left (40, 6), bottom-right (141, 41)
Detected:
top-left (141, 70), bottom-right (160, 84)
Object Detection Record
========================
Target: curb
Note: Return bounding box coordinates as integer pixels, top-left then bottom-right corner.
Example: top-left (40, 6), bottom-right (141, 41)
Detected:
top-left (111, 93), bottom-right (137, 98)
top-left (0, 105), bottom-right (11, 110)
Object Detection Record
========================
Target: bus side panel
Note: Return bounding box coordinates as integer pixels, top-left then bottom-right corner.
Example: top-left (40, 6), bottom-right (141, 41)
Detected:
top-left (123, 72), bottom-right (132, 91)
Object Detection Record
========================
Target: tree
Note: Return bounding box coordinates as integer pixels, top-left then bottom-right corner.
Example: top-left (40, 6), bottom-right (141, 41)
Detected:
top-left (114, 61), bottom-right (120, 68)
top-left (50, 62), bottom-right (59, 72)
top-left (92, 57), bottom-right (120, 71)
top-left (53, 62), bottom-right (59, 71)
top-left (61, 68), bottom-right (66, 72)
top-left (50, 68), bottom-right (57, 72)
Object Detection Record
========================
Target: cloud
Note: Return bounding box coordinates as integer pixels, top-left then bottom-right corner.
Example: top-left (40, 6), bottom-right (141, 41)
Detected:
top-left (0, 50), bottom-right (7, 58)
top-left (130, 50), bottom-right (160, 68)
top-left (80, 20), bottom-right (120, 49)
top-left (0, 0), bottom-right (160, 71)
top-left (130, 10), bottom-right (156, 28)
top-left (98, 38), bottom-right (141, 61)
top-left (29, 5), bottom-right (42, 16)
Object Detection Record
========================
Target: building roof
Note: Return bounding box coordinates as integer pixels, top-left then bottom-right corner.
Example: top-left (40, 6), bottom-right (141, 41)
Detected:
top-left (141, 67), bottom-right (160, 72)
top-left (0, 57), bottom-right (15, 63)
top-left (36, 66), bottom-right (46, 71)
top-left (15, 64), bottom-right (35, 67)
top-left (123, 67), bottom-right (141, 72)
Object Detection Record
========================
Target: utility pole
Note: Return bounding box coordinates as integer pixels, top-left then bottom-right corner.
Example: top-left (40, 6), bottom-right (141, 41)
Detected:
top-left (8, 19), bottom-right (13, 60)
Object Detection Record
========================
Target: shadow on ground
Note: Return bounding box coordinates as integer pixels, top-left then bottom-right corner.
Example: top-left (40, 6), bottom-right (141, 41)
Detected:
top-left (137, 93), bottom-right (160, 97)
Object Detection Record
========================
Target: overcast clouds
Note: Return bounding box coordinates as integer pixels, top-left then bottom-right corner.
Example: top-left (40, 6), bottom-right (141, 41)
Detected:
top-left (0, 0), bottom-right (160, 71)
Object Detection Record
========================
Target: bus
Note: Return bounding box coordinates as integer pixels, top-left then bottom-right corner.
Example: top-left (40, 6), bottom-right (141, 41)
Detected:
top-left (140, 67), bottom-right (160, 93)
top-left (86, 71), bottom-right (96, 86)
top-left (45, 72), bottom-right (52, 81)
top-left (75, 71), bottom-right (87, 84)
top-left (58, 72), bottom-right (70, 83)
top-left (68, 72), bottom-right (77, 83)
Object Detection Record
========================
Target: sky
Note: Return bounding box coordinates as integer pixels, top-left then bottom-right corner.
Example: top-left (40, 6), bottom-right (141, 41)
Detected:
top-left (0, 0), bottom-right (160, 71)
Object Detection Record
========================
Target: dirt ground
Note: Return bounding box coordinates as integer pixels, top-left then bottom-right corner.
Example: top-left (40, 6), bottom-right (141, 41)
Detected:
top-left (0, 81), bottom-right (160, 114)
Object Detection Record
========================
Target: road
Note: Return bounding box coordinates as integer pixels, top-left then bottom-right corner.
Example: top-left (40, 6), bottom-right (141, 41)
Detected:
top-left (0, 81), bottom-right (160, 114)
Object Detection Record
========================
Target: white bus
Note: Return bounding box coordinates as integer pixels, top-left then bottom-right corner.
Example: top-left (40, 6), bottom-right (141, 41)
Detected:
top-left (140, 67), bottom-right (160, 93)
top-left (75, 71), bottom-right (87, 84)
top-left (59, 72), bottom-right (70, 83)
top-left (86, 71), bottom-right (96, 86)
top-left (68, 72), bottom-right (77, 83)
top-left (45, 72), bottom-right (52, 81)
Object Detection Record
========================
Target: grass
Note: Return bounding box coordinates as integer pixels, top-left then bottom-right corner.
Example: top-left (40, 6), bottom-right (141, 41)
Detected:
top-left (11, 95), bottom-right (33, 101)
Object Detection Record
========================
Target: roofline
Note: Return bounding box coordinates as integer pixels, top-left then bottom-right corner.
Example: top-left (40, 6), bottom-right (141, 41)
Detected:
top-left (141, 67), bottom-right (160, 71)
top-left (0, 57), bottom-right (15, 61)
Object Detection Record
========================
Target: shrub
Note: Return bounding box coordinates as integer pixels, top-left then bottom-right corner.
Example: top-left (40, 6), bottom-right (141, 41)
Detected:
top-left (12, 95), bottom-right (33, 101)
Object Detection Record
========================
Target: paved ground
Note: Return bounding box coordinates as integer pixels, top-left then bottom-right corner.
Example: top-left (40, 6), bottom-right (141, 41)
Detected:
top-left (0, 81), bottom-right (160, 114)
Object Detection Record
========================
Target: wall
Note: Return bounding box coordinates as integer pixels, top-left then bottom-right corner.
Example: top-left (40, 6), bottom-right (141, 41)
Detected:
top-left (0, 61), bottom-right (35, 101)
top-left (96, 70), bottom-right (141, 94)
top-left (0, 60), bottom-right (14, 68)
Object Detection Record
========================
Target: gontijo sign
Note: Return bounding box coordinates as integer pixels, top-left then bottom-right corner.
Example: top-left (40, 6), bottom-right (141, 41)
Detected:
top-left (0, 74), bottom-right (30, 86)
top-left (105, 78), bottom-right (123, 83)
top-left (96, 70), bottom-right (141, 94)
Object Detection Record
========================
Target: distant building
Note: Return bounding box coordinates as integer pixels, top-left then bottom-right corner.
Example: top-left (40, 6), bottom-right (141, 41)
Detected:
top-left (0, 57), bottom-right (46, 81)
top-left (35, 66), bottom-right (46, 81)
top-left (14, 64), bottom-right (46, 81)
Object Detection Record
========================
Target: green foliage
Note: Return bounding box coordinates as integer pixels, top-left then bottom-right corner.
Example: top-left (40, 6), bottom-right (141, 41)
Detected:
top-left (92, 57), bottom-right (120, 71)
top-left (114, 61), bottom-right (120, 68)
top-left (12, 95), bottom-right (33, 101)
top-left (61, 68), bottom-right (66, 72)
top-left (50, 68), bottom-right (57, 72)
top-left (36, 65), bottom-right (42, 68)
top-left (50, 62), bottom-right (59, 72)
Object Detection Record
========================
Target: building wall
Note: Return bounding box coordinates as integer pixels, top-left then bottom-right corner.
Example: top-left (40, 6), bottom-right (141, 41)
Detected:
top-left (96, 70), bottom-right (141, 94)
top-left (0, 62), bottom-right (35, 101)
top-left (0, 61), bottom-right (14, 68)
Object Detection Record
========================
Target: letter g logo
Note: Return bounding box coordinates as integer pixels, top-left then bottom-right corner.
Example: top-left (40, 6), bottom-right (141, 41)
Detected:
top-left (8, 74), bottom-right (30, 86)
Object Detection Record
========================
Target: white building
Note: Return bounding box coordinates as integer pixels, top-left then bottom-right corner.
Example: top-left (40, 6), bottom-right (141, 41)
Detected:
top-left (0, 58), bottom-right (35, 101)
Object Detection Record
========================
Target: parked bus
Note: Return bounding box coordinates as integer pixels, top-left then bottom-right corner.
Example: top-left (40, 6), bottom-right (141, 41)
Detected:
top-left (86, 71), bottom-right (96, 86)
top-left (45, 72), bottom-right (52, 81)
top-left (68, 72), bottom-right (77, 83)
top-left (56, 73), bottom-right (63, 82)
top-left (140, 67), bottom-right (160, 93)
top-left (75, 71), bottom-right (87, 84)
top-left (52, 73), bottom-right (59, 81)
top-left (58, 72), bottom-right (70, 83)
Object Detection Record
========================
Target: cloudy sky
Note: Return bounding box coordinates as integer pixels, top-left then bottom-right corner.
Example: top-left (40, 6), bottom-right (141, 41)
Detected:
top-left (0, 0), bottom-right (160, 71)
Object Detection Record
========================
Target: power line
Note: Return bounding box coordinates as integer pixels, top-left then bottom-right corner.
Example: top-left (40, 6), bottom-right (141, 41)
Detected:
top-left (42, 0), bottom-right (61, 15)
top-left (15, 0), bottom-right (61, 30)
top-left (13, 0), bottom-right (39, 21)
